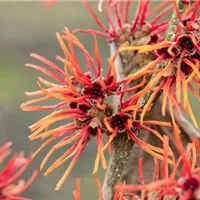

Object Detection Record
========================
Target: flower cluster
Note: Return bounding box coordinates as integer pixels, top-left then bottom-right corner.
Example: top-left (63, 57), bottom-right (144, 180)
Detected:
top-left (21, 27), bottom-right (173, 190)
top-left (116, 135), bottom-right (200, 200)
top-left (21, 29), bottom-right (126, 190)
top-left (19, 0), bottom-right (200, 198)
top-left (74, 0), bottom-right (178, 90)
top-left (119, 0), bottom-right (200, 130)
top-left (72, 135), bottom-right (200, 199)
top-left (75, 0), bottom-right (172, 44)
top-left (0, 142), bottom-right (37, 200)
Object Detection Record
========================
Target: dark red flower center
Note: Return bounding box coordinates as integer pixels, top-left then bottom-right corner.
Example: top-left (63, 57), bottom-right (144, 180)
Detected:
top-left (110, 113), bottom-right (131, 133)
top-left (181, 61), bottom-right (192, 77)
top-left (179, 36), bottom-right (195, 53)
top-left (179, 36), bottom-right (196, 55)
top-left (182, 177), bottom-right (199, 193)
top-left (157, 47), bottom-right (178, 58)
top-left (150, 34), bottom-right (159, 43)
top-left (82, 82), bottom-right (106, 99)
top-left (105, 75), bottom-right (121, 92)
top-left (78, 104), bottom-right (91, 113)
top-left (192, 52), bottom-right (200, 60)
top-left (88, 127), bottom-right (98, 137)
top-left (69, 102), bottom-right (78, 109)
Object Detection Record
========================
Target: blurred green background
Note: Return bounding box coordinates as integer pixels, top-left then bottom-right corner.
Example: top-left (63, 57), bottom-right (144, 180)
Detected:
top-left (0, 1), bottom-right (199, 200)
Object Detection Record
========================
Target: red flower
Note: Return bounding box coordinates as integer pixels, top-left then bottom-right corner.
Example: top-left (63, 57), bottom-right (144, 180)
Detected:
top-left (116, 135), bottom-right (200, 200)
top-left (0, 142), bottom-right (37, 200)
top-left (21, 28), bottom-right (139, 190)
top-left (119, 1), bottom-right (200, 130)
top-left (103, 109), bottom-right (174, 163)
top-left (74, 0), bottom-right (173, 43)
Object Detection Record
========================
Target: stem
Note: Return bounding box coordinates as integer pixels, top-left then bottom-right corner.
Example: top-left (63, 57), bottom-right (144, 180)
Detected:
top-left (102, 40), bottom-right (135, 200)
top-left (102, 1), bottom-right (185, 199)
top-left (102, 133), bottom-right (133, 199)
top-left (165, 0), bottom-right (184, 41)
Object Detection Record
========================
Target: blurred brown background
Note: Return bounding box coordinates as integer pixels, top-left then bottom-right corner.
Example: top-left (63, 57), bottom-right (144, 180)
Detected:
top-left (0, 1), bottom-right (199, 200)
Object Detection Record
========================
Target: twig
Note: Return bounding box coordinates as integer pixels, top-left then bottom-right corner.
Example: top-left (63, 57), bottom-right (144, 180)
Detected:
top-left (102, 131), bottom-right (134, 199)
top-left (165, 0), bottom-right (184, 41)
top-left (102, 40), bottom-right (135, 200)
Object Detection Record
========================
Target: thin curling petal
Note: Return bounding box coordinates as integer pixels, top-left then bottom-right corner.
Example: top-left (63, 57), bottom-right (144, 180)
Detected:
top-left (73, 178), bottom-right (81, 200)
top-left (55, 141), bottom-right (87, 191)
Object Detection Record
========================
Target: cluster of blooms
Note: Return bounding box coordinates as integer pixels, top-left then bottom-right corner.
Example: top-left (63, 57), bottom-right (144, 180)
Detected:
top-left (21, 27), bottom-right (172, 190)
top-left (116, 135), bottom-right (200, 200)
top-left (74, 0), bottom-right (173, 44)
top-left (119, 0), bottom-right (200, 131)
top-left (73, 135), bottom-right (200, 200)
top-left (18, 0), bottom-right (200, 199)
top-left (73, 0), bottom-right (177, 93)
top-left (0, 142), bottom-right (37, 199)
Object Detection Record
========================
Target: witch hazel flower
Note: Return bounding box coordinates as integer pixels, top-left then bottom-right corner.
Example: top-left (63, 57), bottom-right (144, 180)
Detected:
top-left (0, 142), bottom-right (37, 200)
top-left (73, 0), bottom-right (175, 81)
top-left (117, 135), bottom-right (200, 200)
top-left (20, 28), bottom-right (142, 190)
top-left (74, 0), bottom-right (173, 44)
top-left (119, 1), bottom-right (200, 130)
top-left (103, 100), bottom-right (175, 163)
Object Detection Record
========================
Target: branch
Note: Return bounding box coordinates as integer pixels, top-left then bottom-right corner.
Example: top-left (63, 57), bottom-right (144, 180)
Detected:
top-left (102, 41), bottom-right (135, 200)
top-left (102, 131), bottom-right (133, 199)
top-left (165, 0), bottom-right (184, 41)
